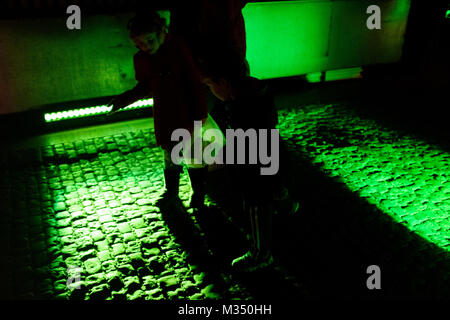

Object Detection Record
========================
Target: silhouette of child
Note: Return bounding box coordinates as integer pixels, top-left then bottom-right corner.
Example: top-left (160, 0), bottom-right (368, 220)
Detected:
top-left (108, 11), bottom-right (208, 209)
top-left (199, 47), bottom-right (281, 272)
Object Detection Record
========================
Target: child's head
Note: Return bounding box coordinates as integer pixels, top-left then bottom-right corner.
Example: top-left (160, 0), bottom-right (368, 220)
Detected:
top-left (127, 12), bottom-right (168, 55)
top-left (198, 46), bottom-right (250, 102)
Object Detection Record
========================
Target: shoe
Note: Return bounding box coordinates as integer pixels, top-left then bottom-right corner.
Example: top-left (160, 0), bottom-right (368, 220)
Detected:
top-left (156, 167), bottom-right (182, 209)
top-left (231, 250), bottom-right (274, 272)
top-left (188, 167), bottom-right (207, 209)
top-left (286, 198), bottom-right (300, 215)
top-left (164, 167), bottom-right (182, 197)
top-left (231, 205), bottom-right (274, 272)
top-left (189, 192), bottom-right (206, 209)
top-left (275, 188), bottom-right (300, 216)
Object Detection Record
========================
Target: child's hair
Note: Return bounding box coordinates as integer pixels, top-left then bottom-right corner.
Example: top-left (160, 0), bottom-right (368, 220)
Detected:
top-left (127, 11), bottom-right (167, 38)
top-left (198, 43), bottom-right (250, 86)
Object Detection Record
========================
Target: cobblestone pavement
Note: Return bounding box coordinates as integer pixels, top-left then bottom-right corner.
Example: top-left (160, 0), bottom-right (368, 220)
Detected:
top-left (0, 129), bottom-right (304, 300)
top-left (278, 104), bottom-right (450, 251)
top-left (0, 131), bottom-right (246, 300)
top-left (274, 103), bottom-right (450, 299)
top-left (0, 102), bottom-right (449, 300)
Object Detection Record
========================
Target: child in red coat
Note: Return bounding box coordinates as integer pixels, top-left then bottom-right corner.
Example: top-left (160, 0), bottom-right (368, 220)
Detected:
top-left (109, 12), bottom-right (208, 208)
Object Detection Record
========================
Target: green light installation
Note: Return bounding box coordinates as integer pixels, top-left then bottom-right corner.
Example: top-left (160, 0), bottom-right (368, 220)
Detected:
top-left (305, 72), bottom-right (323, 83)
top-left (325, 67), bottom-right (362, 82)
top-left (243, 1), bottom-right (410, 80)
top-left (243, 1), bottom-right (331, 79)
top-left (305, 67), bottom-right (362, 83)
top-left (44, 98), bottom-right (154, 123)
top-left (277, 106), bottom-right (450, 251)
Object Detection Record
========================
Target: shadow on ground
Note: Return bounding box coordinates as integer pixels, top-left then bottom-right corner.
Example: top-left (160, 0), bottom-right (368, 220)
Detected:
top-left (203, 140), bottom-right (449, 300)
top-left (264, 144), bottom-right (448, 299)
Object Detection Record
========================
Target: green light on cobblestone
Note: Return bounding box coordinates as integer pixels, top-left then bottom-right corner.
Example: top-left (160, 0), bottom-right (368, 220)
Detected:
top-left (44, 98), bottom-right (154, 123)
top-left (277, 106), bottom-right (450, 252)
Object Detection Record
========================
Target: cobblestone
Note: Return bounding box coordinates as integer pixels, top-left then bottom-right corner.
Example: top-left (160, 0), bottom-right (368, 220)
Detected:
top-left (1, 108), bottom-right (448, 300)
top-left (277, 104), bottom-right (450, 251)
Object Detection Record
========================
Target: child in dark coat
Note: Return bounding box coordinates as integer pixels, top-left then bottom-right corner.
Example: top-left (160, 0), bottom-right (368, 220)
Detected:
top-left (108, 11), bottom-right (208, 208)
top-left (198, 48), bottom-right (285, 272)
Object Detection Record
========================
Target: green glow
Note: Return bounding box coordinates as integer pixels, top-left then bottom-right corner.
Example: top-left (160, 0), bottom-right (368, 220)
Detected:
top-left (388, 0), bottom-right (412, 20)
top-left (325, 67), bottom-right (362, 82)
top-left (278, 106), bottom-right (450, 252)
top-left (446, 10), bottom-right (450, 19)
top-left (243, 1), bottom-right (332, 79)
top-left (305, 67), bottom-right (362, 83)
top-left (44, 98), bottom-right (154, 123)
top-left (243, 1), bottom-right (410, 79)
top-left (306, 72), bottom-right (323, 83)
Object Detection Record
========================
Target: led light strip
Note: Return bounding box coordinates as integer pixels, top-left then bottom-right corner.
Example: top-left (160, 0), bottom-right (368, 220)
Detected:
top-left (305, 72), bottom-right (323, 83)
top-left (306, 67), bottom-right (362, 83)
top-left (325, 67), bottom-right (362, 82)
top-left (44, 98), bottom-right (154, 123)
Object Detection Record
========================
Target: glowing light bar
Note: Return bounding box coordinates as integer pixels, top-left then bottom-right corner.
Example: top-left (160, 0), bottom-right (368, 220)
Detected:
top-left (44, 98), bottom-right (154, 123)
top-left (305, 67), bottom-right (362, 83)
top-left (325, 67), bottom-right (362, 82)
top-left (305, 72), bottom-right (323, 83)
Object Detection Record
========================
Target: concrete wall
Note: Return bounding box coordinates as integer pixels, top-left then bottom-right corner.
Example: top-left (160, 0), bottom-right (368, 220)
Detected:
top-left (0, 0), bottom-right (411, 115)
top-left (244, 0), bottom-right (411, 79)
top-left (0, 12), bottom-right (138, 115)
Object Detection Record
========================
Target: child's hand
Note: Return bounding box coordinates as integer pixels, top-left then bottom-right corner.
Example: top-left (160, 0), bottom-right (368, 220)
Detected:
top-left (107, 96), bottom-right (127, 115)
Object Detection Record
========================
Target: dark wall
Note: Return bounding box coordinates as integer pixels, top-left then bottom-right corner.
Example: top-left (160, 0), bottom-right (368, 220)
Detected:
top-left (0, 0), bottom-right (141, 19)
top-left (401, 0), bottom-right (449, 87)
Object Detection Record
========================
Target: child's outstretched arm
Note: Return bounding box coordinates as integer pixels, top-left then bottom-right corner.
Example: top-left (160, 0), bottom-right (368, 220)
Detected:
top-left (107, 82), bottom-right (151, 114)
top-left (108, 51), bottom-right (154, 115)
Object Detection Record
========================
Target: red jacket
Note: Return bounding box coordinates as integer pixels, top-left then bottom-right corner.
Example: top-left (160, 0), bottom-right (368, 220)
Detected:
top-left (133, 34), bottom-right (207, 148)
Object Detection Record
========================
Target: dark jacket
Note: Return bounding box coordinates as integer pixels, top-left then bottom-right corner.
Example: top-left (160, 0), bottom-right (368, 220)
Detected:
top-left (220, 77), bottom-right (280, 204)
top-left (221, 77), bottom-right (278, 131)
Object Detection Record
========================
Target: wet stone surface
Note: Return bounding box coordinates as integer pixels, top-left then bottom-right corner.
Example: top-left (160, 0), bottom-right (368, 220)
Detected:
top-left (277, 104), bottom-right (449, 251)
top-left (274, 104), bottom-right (449, 298)
top-left (0, 103), bottom-right (449, 300)
top-left (0, 129), bottom-right (256, 300)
